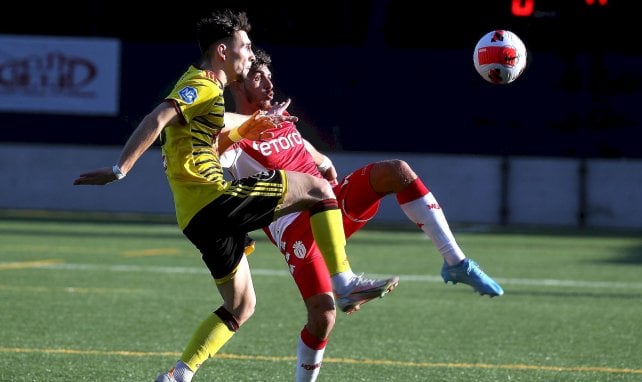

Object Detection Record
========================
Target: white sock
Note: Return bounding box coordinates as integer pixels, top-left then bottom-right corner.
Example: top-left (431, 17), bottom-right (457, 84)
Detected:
top-left (296, 335), bottom-right (325, 382)
top-left (172, 360), bottom-right (194, 382)
top-left (400, 193), bottom-right (466, 266)
top-left (331, 271), bottom-right (356, 295)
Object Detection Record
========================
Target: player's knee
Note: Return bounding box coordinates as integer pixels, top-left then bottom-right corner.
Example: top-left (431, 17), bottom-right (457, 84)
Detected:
top-left (221, 297), bottom-right (256, 327)
top-left (383, 159), bottom-right (414, 178)
top-left (286, 172), bottom-right (334, 205)
top-left (305, 294), bottom-right (336, 338)
top-left (236, 301), bottom-right (256, 325)
top-left (305, 175), bottom-right (334, 201)
top-left (308, 306), bottom-right (336, 339)
top-left (368, 160), bottom-right (417, 193)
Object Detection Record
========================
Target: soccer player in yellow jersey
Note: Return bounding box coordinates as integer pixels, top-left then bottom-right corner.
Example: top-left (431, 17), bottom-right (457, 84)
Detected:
top-left (73, 9), bottom-right (397, 382)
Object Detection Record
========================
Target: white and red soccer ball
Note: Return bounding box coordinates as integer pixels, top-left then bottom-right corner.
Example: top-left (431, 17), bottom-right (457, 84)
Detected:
top-left (473, 30), bottom-right (527, 84)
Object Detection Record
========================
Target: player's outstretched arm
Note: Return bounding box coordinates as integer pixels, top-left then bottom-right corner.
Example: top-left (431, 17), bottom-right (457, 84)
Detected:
top-left (73, 102), bottom-right (178, 185)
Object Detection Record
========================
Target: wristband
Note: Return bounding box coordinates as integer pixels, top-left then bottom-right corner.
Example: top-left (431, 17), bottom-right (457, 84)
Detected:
top-left (228, 128), bottom-right (243, 143)
top-left (112, 165), bottom-right (126, 180)
top-left (317, 156), bottom-right (333, 173)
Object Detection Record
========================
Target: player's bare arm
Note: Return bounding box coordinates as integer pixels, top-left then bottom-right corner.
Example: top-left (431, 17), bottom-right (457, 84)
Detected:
top-left (304, 139), bottom-right (337, 184)
top-left (73, 102), bottom-right (178, 185)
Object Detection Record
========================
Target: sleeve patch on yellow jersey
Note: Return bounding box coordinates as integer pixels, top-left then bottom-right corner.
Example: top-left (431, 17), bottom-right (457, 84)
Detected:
top-left (178, 86), bottom-right (198, 104)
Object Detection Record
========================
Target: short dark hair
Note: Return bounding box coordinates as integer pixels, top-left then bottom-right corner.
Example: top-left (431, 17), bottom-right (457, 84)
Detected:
top-left (250, 48), bottom-right (272, 71)
top-left (196, 9), bottom-right (252, 54)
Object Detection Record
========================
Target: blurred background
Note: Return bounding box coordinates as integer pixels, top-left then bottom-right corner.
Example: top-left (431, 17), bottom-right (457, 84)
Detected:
top-left (1, 0), bottom-right (639, 157)
top-left (1, 0), bottom-right (640, 229)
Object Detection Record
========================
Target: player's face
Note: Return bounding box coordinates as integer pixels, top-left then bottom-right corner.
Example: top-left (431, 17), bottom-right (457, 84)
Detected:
top-left (227, 31), bottom-right (255, 82)
top-left (242, 65), bottom-right (274, 111)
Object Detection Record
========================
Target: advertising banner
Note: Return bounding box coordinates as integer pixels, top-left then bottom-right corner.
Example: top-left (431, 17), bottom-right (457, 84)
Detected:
top-left (0, 35), bottom-right (120, 115)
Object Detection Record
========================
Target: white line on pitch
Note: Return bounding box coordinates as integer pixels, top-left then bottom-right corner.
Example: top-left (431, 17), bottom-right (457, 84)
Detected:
top-left (20, 262), bottom-right (642, 290)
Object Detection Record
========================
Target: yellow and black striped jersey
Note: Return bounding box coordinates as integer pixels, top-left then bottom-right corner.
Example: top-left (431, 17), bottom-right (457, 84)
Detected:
top-left (162, 65), bottom-right (227, 229)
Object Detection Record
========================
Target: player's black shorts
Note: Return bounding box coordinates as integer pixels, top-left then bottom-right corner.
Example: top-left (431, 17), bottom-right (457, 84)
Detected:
top-left (183, 169), bottom-right (286, 279)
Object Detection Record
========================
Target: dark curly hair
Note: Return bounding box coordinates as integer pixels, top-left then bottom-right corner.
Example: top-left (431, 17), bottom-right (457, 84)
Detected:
top-left (196, 9), bottom-right (252, 55)
top-left (250, 48), bottom-right (272, 72)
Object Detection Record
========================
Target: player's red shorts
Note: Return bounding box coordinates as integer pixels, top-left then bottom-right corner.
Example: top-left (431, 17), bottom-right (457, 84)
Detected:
top-left (264, 163), bottom-right (383, 299)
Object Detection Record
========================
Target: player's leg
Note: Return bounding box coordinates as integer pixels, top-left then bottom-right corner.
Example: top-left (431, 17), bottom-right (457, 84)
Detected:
top-left (275, 170), bottom-right (353, 280)
top-left (297, 269), bottom-right (334, 382)
top-left (367, 160), bottom-right (503, 297)
top-left (366, 160), bottom-right (466, 266)
top-left (278, 170), bottom-right (400, 312)
top-left (154, 235), bottom-right (255, 382)
top-left (264, 213), bottom-right (334, 381)
top-left (156, 175), bottom-right (285, 382)
top-left (184, 255), bottom-right (255, 375)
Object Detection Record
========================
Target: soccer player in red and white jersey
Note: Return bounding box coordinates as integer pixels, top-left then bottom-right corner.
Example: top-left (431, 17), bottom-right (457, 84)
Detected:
top-left (221, 48), bottom-right (504, 381)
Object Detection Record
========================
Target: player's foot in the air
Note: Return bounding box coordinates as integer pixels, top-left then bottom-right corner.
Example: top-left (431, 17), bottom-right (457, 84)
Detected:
top-left (441, 258), bottom-right (504, 297)
top-left (334, 274), bottom-right (400, 314)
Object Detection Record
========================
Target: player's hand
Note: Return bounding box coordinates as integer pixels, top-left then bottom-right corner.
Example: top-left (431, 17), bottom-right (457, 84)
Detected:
top-left (268, 98), bottom-right (290, 115)
top-left (317, 155), bottom-right (338, 185)
top-left (238, 110), bottom-right (280, 140)
top-left (320, 165), bottom-right (338, 186)
top-left (241, 109), bottom-right (297, 140)
top-left (73, 167), bottom-right (118, 185)
top-left (267, 98), bottom-right (298, 123)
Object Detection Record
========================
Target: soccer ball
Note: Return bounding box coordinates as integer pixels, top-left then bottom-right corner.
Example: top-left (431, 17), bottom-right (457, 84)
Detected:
top-left (473, 30), bottom-right (527, 84)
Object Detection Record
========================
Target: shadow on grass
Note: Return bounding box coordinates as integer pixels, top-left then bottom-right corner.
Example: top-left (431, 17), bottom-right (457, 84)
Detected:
top-left (503, 289), bottom-right (642, 300)
top-left (598, 245), bottom-right (642, 265)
